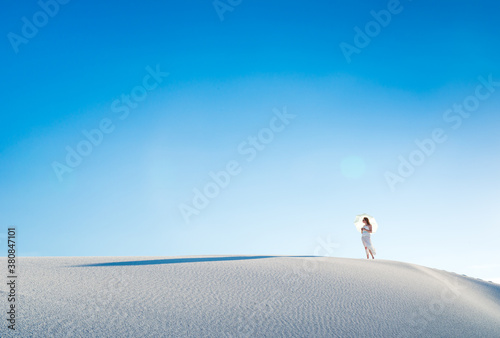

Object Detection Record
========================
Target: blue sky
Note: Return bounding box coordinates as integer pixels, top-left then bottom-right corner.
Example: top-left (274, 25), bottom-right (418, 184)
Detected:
top-left (1, 1), bottom-right (499, 282)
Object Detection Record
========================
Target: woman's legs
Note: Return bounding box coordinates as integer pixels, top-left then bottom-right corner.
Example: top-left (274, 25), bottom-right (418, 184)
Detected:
top-left (362, 236), bottom-right (376, 259)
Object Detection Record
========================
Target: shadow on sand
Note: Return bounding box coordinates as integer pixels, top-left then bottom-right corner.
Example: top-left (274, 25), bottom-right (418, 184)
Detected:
top-left (73, 255), bottom-right (311, 267)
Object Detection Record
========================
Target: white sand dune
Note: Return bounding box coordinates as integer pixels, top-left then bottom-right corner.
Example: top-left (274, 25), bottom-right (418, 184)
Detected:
top-left (2, 256), bottom-right (499, 337)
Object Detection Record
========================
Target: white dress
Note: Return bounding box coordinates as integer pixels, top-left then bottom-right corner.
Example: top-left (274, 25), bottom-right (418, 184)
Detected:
top-left (361, 225), bottom-right (376, 255)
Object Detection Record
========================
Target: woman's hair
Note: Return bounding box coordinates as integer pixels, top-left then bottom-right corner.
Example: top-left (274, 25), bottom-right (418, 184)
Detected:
top-left (363, 217), bottom-right (371, 226)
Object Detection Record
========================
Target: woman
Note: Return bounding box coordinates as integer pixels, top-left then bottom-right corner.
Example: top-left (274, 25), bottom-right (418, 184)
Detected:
top-left (361, 217), bottom-right (376, 259)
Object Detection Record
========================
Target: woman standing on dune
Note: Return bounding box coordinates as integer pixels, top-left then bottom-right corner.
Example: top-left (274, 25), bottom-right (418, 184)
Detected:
top-left (361, 217), bottom-right (376, 259)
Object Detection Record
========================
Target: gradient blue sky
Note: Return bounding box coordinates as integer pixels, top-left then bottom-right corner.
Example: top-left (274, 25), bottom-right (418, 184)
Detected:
top-left (1, 1), bottom-right (499, 282)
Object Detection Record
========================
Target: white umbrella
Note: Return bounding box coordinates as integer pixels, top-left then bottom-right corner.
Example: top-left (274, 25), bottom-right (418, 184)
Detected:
top-left (354, 213), bottom-right (378, 233)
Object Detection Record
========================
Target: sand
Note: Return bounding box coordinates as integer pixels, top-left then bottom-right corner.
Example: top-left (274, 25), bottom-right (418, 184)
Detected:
top-left (1, 256), bottom-right (499, 337)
